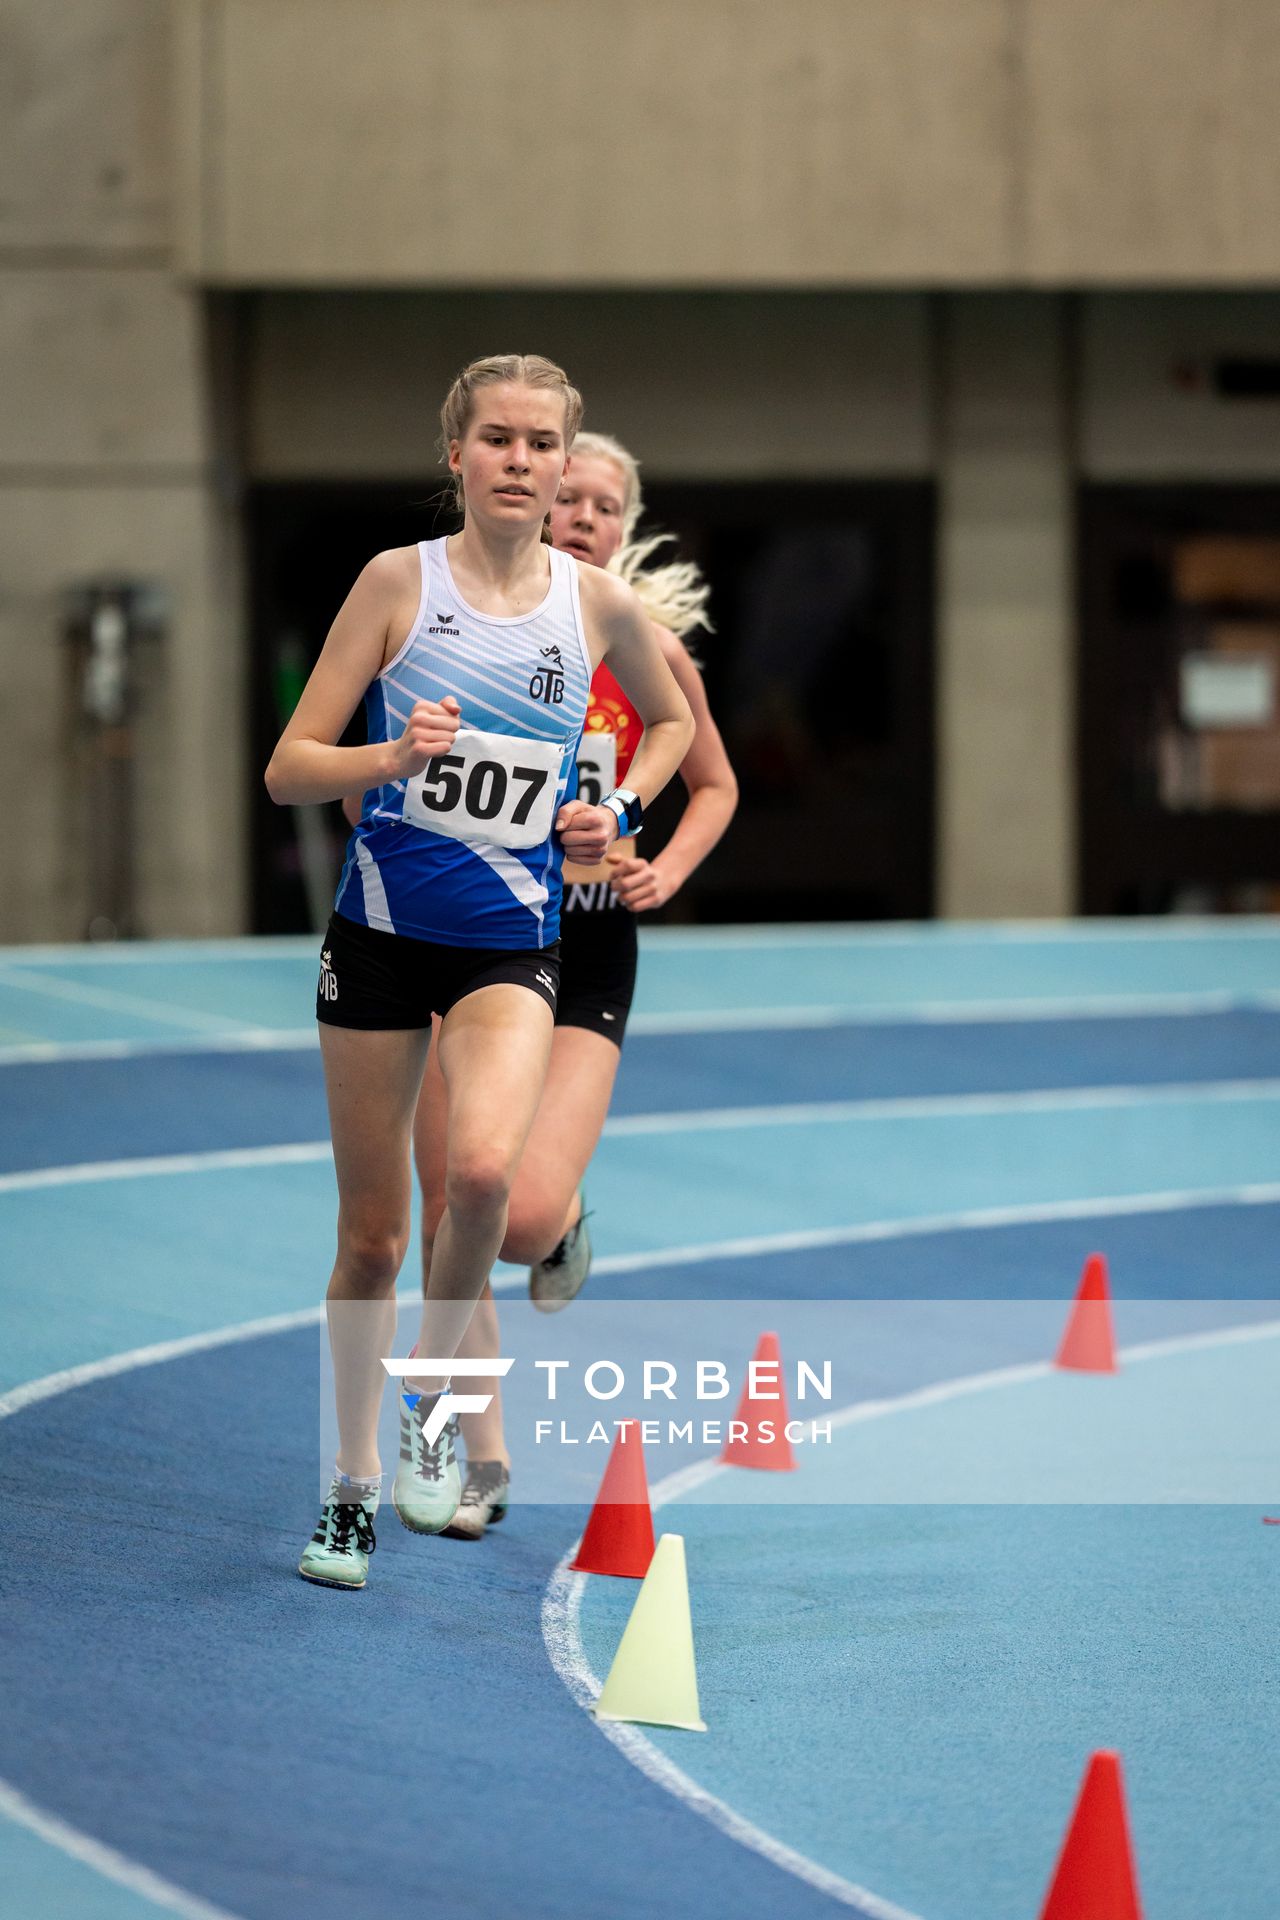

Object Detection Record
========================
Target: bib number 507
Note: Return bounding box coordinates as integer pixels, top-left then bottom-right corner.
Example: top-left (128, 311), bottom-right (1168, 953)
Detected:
top-left (417, 755), bottom-right (548, 825)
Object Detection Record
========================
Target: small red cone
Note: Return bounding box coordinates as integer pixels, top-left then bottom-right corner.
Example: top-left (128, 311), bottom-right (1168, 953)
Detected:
top-left (1039, 1751), bottom-right (1143, 1920)
top-left (1055, 1254), bottom-right (1118, 1373)
top-left (569, 1420), bottom-right (656, 1577)
top-left (721, 1331), bottom-right (798, 1471)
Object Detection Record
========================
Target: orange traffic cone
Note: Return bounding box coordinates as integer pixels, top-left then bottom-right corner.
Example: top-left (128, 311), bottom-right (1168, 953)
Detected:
top-left (1055, 1254), bottom-right (1118, 1374)
top-left (1039, 1751), bottom-right (1143, 1920)
top-left (569, 1420), bottom-right (656, 1577)
top-left (721, 1331), bottom-right (797, 1471)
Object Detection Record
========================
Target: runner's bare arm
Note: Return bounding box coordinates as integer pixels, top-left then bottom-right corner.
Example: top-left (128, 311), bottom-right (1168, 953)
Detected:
top-left (264, 549), bottom-right (461, 806)
top-left (608, 626), bottom-right (738, 912)
top-left (556, 569), bottom-right (695, 863)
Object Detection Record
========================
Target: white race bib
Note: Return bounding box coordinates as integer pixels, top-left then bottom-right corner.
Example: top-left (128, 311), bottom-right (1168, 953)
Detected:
top-left (401, 729), bottom-right (563, 849)
top-left (575, 731), bottom-right (617, 810)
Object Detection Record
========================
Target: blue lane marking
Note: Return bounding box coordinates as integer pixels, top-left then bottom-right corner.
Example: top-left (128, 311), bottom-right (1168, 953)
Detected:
top-left (3, 928), bottom-right (1278, 1920)
top-left (5, 1167), bottom-right (1278, 1399)
top-left (577, 1201), bottom-right (1280, 1302)
top-left (6, 1009), bottom-right (1280, 1176)
top-left (0, 1331), bottom-right (852, 1920)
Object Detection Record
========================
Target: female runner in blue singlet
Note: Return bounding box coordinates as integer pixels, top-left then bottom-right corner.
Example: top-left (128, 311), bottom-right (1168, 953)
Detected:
top-left (265, 356), bottom-right (694, 1587)
top-left (409, 430), bottom-right (739, 1538)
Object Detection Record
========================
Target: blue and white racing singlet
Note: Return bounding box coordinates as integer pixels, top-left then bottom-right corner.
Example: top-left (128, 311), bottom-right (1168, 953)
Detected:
top-left (335, 537), bottom-right (592, 949)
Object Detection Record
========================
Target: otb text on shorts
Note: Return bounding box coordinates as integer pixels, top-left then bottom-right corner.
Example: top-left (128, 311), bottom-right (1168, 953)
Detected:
top-left (316, 912), bottom-right (560, 1029)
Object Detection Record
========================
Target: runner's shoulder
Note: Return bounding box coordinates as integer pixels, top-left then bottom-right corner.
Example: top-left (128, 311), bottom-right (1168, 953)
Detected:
top-left (576, 560), bottom-right (639, 625)
top-left (358, 545), bottom-right (420, 600)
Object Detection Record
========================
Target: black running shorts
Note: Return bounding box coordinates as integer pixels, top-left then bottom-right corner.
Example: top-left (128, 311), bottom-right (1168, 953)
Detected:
top-left (316, 912), bottom-right (560, 1029)
top-left (556, 890), bottom-right (639, 1046)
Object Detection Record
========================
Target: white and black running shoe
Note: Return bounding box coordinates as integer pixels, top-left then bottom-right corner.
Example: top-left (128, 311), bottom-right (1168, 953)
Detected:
top-left (442, 1461), bottom-right (511, 1540)
top-left (529, 1194), bottom-right (592, 1313)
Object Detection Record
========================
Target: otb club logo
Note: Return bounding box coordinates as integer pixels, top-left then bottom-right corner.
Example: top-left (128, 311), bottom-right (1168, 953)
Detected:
top-left (530, 644), bottom-right (565, 705)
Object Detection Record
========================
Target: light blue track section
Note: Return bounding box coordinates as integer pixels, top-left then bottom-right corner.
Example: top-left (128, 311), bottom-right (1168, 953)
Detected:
top-left (578, 1334), bottom-right (1280, 1920)
top-left (3, 920), bottom-right (1278, 1920)
top-left (5, 1092), bottom-right (1279, 1392)
top-left (2, 919), bottom-right (1280, 1050)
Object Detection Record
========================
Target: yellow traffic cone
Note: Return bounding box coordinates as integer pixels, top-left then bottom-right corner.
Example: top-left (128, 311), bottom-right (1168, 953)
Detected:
top-left (592, 1533), bottom-right (707, 1732)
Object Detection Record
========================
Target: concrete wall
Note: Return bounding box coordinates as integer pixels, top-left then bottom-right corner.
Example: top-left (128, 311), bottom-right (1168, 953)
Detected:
top-left (180, 0), bottom-right (1280, 287)
top-left (1, 4), bottom-right (245, 942)
top-left (244, 290), bottom-right (934, 480)
top-left (937, 296), bottom-right (1074, 917)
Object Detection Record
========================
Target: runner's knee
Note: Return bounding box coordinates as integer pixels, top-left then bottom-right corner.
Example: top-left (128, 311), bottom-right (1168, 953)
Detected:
top-left (337, 1220), bottom-right (408, 1292)
top-left (445, 1151), bottom-right (514, 1224)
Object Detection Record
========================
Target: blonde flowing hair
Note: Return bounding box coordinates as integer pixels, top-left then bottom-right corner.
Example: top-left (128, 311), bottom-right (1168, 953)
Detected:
top-left (440, 354), bottom-right (584, 540)
top-left (572, 430), bottom-right (713, 644)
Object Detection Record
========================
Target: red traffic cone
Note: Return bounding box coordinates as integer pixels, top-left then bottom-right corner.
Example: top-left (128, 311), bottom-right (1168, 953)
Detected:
top-left (721, 1331), bottom-right (797, 1471)
top-left (1055, 1254), bottom-right (1118, 1374)
top-left (1039, 1750), bottom-right (1143, 1920)
top-left (569, 1420), bottom-right (656, 1578)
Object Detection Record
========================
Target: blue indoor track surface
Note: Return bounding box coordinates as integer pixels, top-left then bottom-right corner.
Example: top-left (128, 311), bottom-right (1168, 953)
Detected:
top-left (1, 920), bottom-right (1278, 1920)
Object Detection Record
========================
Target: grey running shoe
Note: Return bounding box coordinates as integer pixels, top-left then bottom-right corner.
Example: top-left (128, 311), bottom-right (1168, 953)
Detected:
top-left (298, 1479), bottom-right (378, 1589)
top-left (442, 1461), bottom-right (511, 1541)
top-left (529, 1196), bottom-right (592, 1313)
top-left (392, 1391), bottom-right (462, 1534)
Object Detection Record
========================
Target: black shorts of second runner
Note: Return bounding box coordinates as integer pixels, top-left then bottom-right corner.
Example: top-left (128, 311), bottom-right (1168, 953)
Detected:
top-left (316, 912), bottom-right (560, 1030)
top-left (557, 885), bottom-right (639, 1046)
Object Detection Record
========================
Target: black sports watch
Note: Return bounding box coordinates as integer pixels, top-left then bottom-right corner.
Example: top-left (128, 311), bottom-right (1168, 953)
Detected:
top-left (601, 787), bottom-right (644, 839)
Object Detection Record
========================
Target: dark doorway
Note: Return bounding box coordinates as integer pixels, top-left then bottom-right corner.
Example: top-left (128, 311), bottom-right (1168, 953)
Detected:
top-left (1079, 487), bottom-right (1280, 915)
top-left (247, 480), bottom-right (935, 932)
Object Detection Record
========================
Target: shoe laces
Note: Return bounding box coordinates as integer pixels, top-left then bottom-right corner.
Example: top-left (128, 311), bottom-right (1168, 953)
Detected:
top-left (411, 1404), bottom-right (457, 1483)
top-left (317, 1498), bottom-right (376, 1557)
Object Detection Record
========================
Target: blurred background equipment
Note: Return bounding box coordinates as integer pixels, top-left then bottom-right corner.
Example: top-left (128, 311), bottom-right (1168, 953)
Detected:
top-left (60, 579), bottom-right (168, 940)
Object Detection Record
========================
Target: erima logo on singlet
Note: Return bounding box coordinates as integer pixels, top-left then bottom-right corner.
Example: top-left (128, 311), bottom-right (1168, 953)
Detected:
top-left (530, 645), bottom-right (566, 706)
top-left (428, 610), bottom-right (458, 635)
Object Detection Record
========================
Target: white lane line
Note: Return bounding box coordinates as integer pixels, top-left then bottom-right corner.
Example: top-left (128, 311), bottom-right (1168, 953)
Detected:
top-left (0, 1781), bottom-right (242, 1920)
top-left (639, 917), bottom-right (1280, 948)
top-left (605, 1077), bottom-right (1280, 1135)
top-left (2, 1251), bottom-right (1274, 1919)
top-left (6, 1077), bottom-right (1280, 1196)
top-left (0, 1307), bottom-right (327, 1421)
top-left (9, 993), bottom-right (1280, 1064)
top-left (4, 917), bottom-right (1280, 967)
top-left (0, 966), bottom-right (251, 1033)
top-left (0, 939), bottom-right (314, 966)
top-left (0, 1143), bottom-right (333, 1195)
top-left (6, 992), bottom-right (1280, 1063)
top-left (0, 1031), bottom-right (318, 1065)
top-left (0, 1300), bottom-right (372, 1918)
top-left (541, 1314), bottom-right (1280, 1920)
top-left (629, 990), bottom-right (1280, 1030)
top-left (586, 1183), bottom-right (1280, 1273)
top-left (539, 1566), bottom-right (919, 1920)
